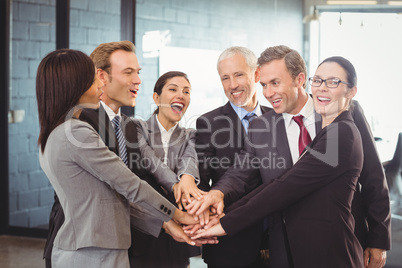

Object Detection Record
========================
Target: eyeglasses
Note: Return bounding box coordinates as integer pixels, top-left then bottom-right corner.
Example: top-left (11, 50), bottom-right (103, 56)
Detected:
top-left (309, 77), bottom-right (351, 88)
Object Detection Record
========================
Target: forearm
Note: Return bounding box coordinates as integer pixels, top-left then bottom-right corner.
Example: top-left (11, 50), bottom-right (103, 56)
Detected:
top-left (129, 204), bottom-right (164, 237)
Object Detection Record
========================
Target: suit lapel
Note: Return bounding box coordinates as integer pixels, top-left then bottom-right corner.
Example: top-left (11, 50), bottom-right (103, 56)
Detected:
top-left (308, 93), bottom-right (322, 136)
top-left (121, 114), bottom-right (139, 160)
top-left (273, 113), bottom-right (293, 167)
top-left (260, 105), bottom-right (272, 115)
top-left (146, 115), bottom-right (165, 159)
top-left (222, 102), bottom-right (246, 142)
top-left (98, 105), bottom-right (118, 152)
top-left (79, 105), bottom-right (118, 154)
top-left (167, 126), bottom-right (184, 171)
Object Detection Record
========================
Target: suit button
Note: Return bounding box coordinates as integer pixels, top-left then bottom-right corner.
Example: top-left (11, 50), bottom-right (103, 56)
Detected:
top-left (167, 210), bottom-right (171, 215)
top-left (160, 205), bottom-right (164, 210)
top-left (164, 207), bottom-right (167, 212)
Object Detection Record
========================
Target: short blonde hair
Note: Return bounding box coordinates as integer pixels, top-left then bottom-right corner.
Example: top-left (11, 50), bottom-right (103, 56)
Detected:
top-left (90, 40), bottom-right (135, 73)
top-left (258, 45), bottom-right (307, 89)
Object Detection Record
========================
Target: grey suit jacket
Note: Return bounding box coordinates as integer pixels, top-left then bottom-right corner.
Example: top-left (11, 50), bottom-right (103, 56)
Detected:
top-left (136, 114), bottom-right (199, 193)
top-left (130, 114), bottom-right (201, 258)
top-left (39, 119), bottom-right (175, 250)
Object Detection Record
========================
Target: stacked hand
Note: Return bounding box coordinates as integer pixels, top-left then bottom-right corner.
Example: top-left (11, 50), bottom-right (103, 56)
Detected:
top-left (172, 174), bottom-right (207, 210)
top-left (164, 189), bottom-right (228, 246)
top-left (184, 214), bottom-right (227, 240)
top-left (185, 189), bottom-right (225, 225)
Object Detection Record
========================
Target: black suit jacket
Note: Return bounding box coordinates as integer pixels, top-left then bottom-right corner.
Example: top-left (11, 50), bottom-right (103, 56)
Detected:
top-left (214, 100), bottom-right (391, 267)
top-left (43, 105), bottom-right (152, 262)
top-left (342, 101), bottom-right (391, 250)
top-left (221, 111), bottom-right (364, 268)
top-left (195, 101), bottom-right (272, 266)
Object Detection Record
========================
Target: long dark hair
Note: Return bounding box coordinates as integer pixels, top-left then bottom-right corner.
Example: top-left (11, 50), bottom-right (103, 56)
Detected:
top-left (153, 71), bottom-right (190, 115)
top-left (36, 49), bottom-right (95, 152)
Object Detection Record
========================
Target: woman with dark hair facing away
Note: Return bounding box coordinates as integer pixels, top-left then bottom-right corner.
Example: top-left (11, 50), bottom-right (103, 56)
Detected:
top-left (192, 56), bottom-right (366, 268)
top-left (130, 71), bottom-right (207, 267)
top-left (36, 49), bottom-right (197, 268)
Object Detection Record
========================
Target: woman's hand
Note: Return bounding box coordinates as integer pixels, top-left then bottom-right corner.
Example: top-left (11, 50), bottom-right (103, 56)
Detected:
top-left (173, 174), bottom-right (206, 210)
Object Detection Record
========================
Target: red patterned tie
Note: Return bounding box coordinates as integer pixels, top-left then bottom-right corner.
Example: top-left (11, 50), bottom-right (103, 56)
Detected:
top-left (293, 115), bottom-right (312, 155)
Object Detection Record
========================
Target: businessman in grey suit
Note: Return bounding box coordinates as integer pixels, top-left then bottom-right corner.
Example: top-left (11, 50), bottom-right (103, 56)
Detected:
top-left (44, 41), bottom-right (198, 267)
top-left (192, 45), bottom-right (391, 268)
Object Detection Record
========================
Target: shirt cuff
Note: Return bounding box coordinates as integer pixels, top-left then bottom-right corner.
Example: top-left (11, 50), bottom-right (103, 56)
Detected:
top-left (177, 173), bottom-right (200, 185)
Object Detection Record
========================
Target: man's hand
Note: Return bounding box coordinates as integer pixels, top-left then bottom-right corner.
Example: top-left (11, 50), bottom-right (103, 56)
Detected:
top-left (183, 223), bottom-right (204, 235)
top-left (363, 248), bottom-right (386, 268)
top-left (172, 208), bottom-right (198, 225)
top-left (191, 237), bottom-right (220, 247)
top-left (172, 174), bottom-right (206, 210)
top-left (162, 220), bottom-right (195, 246)
top-left (190, 218), bottom-right (227, 240)
top-left (184, 216), bottom-right (222, 235)
top-left (186, 190), bottom-right (224, 225)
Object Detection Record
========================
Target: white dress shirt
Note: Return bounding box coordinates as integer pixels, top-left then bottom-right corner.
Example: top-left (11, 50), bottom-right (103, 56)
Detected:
top-left (100, 101), bottom-right (121, 129)
top-left (154, 115), bottom-right (198, 184)
top-left (155, 115), bottom-right (178, 165)
top-left (229, 101), bottom-right (263, 132)
top-left (282, 96), bottom-right (316, 164)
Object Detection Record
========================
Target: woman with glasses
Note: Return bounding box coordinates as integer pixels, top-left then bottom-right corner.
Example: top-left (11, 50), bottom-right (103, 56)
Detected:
top-left (191, 56), bottom-right (365, 267)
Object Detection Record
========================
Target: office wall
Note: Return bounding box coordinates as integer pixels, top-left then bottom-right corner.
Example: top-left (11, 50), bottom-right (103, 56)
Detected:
top-left (69, 0), bottom-right (121, 54)
top-left (9, 0), bottom-right (56, 228)
top-left (8, 0), bottom-right (121, 228)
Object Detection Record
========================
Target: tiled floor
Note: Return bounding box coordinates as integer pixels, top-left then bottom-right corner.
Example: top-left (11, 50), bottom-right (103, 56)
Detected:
top-left (0, 235), bottom-right (46, 268)
top-left (0, 212), bottom-right (401, 268)
top-left (0, 235), bottom-right (207, 268)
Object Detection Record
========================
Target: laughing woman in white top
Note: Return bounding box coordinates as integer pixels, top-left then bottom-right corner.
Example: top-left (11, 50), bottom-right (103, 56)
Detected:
top-left (130, 71), bottom-right (206, 268)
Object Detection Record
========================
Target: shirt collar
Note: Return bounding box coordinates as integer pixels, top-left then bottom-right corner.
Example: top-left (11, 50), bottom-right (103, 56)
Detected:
top-left (155, 114), bottom-right (178, 134)
top-left (100, 101), bottom-right (121, 122)
top-left (229, 101), bottom-right (262, 121)
top-left (282, 95), bottom-right (315, 128)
